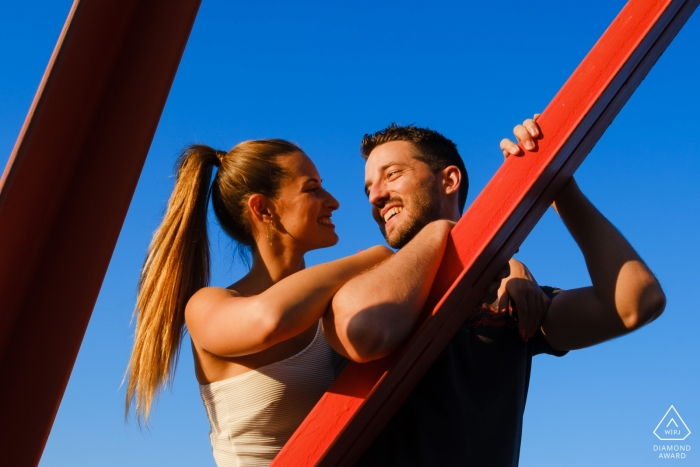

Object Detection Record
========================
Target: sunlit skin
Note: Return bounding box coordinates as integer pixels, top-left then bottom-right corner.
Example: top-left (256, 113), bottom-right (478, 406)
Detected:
top-left (362, 140), bottom-right (544, 342)
top-left (498, 115), bottom-right (665, 349)
top-left (324, 141), bottom-right (519, 362)
top-left (364, 141), bottom-right (461, 248)
top-left (264, 152), bottom-right (340, 261)
top-left (185, 151), bottom-right (396, 384)
top-left (350, 118), bottom-right (663, 351)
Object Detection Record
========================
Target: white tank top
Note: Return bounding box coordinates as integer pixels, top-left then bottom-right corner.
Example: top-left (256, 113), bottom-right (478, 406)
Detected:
top-left (199, 322), bottom-right (339, 467)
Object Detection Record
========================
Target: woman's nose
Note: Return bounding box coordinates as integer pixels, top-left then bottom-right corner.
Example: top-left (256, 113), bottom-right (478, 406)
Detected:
top-left (325, 189), bottom-right (340, 210)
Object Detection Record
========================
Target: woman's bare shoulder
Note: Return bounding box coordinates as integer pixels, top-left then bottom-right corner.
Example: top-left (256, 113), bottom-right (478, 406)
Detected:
top-left (187, 286), bottom-right (243, 314)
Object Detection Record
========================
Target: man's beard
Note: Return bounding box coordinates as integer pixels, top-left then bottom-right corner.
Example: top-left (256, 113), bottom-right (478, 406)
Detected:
top-left (384, 186), bottom-right (443, 249)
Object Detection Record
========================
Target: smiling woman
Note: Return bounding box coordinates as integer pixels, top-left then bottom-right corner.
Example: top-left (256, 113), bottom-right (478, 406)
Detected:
top-left (123, 139), bottom-right (395, 466)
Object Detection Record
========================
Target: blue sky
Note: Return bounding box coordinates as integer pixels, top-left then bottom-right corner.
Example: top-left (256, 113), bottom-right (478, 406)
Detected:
top-left (2, 1), bottom-right (699, 466)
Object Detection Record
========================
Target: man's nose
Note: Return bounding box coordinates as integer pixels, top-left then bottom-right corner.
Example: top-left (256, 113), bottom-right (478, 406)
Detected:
top-left (368, 182), bottom-right (388, 207)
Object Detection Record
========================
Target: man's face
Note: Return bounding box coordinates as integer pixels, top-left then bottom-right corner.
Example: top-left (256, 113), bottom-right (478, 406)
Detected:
top-left (364, 141), bottom-right (444, 248)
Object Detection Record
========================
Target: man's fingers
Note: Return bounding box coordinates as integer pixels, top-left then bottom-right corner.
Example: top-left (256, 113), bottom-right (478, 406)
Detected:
top-left (513, 125), bottom-right (534, 150)
top-left (523, 118), bottom-right (540, 138)
top-left (512, 124), bottom-right (528, 140)
top-left (482, 278), bottom-right (501, 307)
top-left (502, 115), bottom-right (543, 158)
top-left (500, 138), bottom-right (521, 157)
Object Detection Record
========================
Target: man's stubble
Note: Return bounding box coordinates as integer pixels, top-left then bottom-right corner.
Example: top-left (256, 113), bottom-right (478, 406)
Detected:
top-left (385, 181), bottom-right (444, 249)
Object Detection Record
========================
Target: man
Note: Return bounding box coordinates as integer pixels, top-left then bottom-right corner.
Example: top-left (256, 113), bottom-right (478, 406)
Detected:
top-left (322, 119), bottom-right (665, 465)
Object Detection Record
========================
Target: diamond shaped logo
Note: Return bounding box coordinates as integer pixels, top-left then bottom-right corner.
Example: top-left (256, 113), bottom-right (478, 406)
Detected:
top-left (653, 406), bottom-right (691, 441)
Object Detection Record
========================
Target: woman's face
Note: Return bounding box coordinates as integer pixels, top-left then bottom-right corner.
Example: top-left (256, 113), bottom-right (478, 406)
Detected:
top-left (272, 152), bottom-right (340, 252)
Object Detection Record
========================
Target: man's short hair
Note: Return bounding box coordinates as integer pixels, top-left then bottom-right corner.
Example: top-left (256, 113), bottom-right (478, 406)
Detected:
top-left (360, 123), bottom-right (468, 212)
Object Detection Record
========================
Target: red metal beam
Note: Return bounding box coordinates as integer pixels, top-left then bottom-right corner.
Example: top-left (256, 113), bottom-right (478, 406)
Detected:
top-left (0, 0), bottom-right (201, 465)
top-left (272, 0), bottom-right (700, 465)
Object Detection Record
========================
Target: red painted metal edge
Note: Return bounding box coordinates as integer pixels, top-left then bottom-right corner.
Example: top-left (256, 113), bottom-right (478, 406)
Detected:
top-left (0, 0), bottom-right (201, 465)
top-left (272, 0), bottom-right (700, 465)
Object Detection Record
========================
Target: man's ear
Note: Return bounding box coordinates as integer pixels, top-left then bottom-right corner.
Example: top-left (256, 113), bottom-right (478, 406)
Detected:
top-left (248, 193), bottom-right (274, 223)
top-left (441, 165), bottom-right (461, 196)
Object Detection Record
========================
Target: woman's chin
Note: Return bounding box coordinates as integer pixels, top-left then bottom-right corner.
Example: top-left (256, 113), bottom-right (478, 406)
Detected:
top-left (326, 233), bottom-right (340, 247)
top-left (317, 233), bottom-right (339, 249)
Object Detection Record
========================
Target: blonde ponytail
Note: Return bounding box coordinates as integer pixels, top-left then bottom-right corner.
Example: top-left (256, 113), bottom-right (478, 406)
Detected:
top-left (125, 145), bottom-right (220, 423)
top-left (125, 139), bottom-right (303, 423)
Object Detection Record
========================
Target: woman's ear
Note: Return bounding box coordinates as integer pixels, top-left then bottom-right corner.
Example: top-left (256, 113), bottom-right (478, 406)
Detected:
top-left (441, 165), bottom-right (462, 196)
top-left (248, 194), bottom-right (274, 223)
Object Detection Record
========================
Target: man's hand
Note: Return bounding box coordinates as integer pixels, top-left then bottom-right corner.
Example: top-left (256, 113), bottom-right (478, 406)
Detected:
top-left (500, 114), bottom-right (541, 158)
top-left (480, 262), bottom-right (511, 306)
top-left (496, 116), bottom-right (550, 341)
top-left (497, 259), bottom-right (551, 342)
top-left (498, 113), bottom-right (664, 350)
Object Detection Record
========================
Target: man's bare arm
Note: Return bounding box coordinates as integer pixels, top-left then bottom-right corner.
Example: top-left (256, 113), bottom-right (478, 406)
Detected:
top-left (323, 220), bottom-right (453, 362)
top-left (541, 178), bottom-right (666, 350)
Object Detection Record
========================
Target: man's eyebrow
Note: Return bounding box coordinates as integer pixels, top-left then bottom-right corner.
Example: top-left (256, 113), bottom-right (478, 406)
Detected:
top-left (364, 162), bottom-right (403, 196)
top-left (302, 177), bottom-right (321, 185)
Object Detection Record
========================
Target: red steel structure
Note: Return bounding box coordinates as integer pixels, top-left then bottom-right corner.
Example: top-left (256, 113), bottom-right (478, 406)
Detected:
top-left (272, 0), bottom-right (699, 465)
top-left (0, 0), bottom-right (697, 466)
top-left (0, 0), bottom-right (201, 465)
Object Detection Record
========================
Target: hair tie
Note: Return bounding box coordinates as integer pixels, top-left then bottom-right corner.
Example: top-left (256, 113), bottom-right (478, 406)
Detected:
top-left (214, 150), bottom-right (226, 168)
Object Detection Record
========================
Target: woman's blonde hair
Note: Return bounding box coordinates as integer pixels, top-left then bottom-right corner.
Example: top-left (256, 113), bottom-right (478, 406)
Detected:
top-left (124, 139), bottom-right (302, 423)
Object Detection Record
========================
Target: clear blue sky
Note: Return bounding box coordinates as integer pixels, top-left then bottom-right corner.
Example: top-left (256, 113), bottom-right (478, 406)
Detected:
top-left (2, 1), bottom-right (699, 466)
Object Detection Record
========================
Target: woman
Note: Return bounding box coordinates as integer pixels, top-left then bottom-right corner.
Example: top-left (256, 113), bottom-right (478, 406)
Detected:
top-left (124, 139), bottom-right (450, 466)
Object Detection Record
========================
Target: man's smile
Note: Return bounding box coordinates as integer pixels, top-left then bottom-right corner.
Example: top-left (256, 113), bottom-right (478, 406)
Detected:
top-left (383, 206), bottom-right (403, 223)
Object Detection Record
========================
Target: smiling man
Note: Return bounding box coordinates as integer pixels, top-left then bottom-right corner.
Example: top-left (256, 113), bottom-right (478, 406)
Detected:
top-left (364, 130), bottom-right (465, 250)
top-left (322, 122), bottom-right (665, 466)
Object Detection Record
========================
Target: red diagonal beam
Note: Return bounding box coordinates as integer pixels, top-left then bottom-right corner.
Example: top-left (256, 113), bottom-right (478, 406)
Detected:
top-left (0, 0), bottom-right (201, 465)
top-left (272, 0), bottom-right (699, 465)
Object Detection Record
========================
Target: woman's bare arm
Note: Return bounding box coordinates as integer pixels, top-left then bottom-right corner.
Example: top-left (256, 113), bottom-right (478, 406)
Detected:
top-left (323, 220), bottom-right (453, 362)
top-left (186, 245), bottom-right (393, 357)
